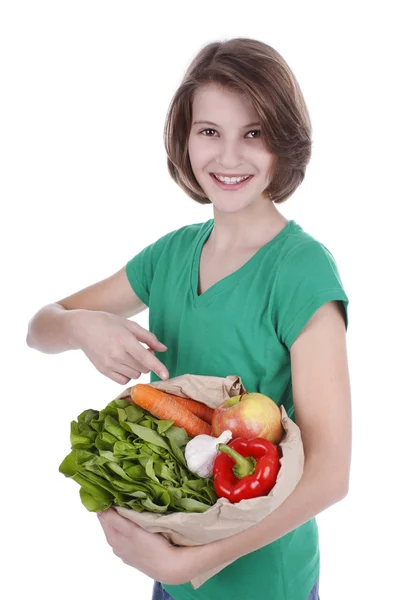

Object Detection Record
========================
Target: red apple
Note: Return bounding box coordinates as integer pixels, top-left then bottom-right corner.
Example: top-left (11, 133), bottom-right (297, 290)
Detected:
top-left (211, 393), bottom-right (283, 444)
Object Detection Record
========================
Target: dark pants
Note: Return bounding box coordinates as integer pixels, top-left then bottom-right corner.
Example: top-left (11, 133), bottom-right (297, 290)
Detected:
top-left (152, 578), bottom-right (320, 599)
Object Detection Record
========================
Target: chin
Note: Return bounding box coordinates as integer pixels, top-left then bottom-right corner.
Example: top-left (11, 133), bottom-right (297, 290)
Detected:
top-left (211, 195), bottom-right (258, 213)
top-left (214, 204), bottom-right (249, 214)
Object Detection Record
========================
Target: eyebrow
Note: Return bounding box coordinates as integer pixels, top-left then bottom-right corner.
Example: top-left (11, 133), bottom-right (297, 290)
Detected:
top-left (192, 120), bottom-right (261, 128)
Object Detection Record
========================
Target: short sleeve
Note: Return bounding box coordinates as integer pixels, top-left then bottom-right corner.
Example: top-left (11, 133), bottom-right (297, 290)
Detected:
top-left (273, 240), bottom-right (349, 349)
top-left (125, 229), bottom-right (177, 306)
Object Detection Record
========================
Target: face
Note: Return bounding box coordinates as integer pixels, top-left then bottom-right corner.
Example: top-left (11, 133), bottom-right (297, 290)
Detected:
top-left (188, 84), bottom-right (275, 214)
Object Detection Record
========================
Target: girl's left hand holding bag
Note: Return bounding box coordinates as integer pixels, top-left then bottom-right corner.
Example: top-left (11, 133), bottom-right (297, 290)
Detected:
top-left (97, 508), bottom-right (193, 585)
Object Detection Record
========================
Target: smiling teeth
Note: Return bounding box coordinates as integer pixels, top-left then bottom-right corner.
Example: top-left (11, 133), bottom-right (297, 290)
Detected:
top-left (214, 174), bottom-right (250, 184)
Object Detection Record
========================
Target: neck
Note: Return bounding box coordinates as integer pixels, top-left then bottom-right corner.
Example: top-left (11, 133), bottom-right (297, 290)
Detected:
top-left (209, 198), bottom-right (288, 254)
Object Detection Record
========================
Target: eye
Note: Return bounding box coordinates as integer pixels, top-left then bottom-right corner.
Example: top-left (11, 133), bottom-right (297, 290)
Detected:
top-left (200, 128), bottom-right (218, 137)
top-left (246, 130), bottom-right (261, 139)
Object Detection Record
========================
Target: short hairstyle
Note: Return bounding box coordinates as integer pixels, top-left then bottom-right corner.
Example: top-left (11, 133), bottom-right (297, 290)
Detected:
top-left (163, 38), bottom-right (312, 204)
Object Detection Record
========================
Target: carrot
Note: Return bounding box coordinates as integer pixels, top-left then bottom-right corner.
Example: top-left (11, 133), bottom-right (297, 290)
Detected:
top-left (169, 396), bottom-right (214, 424)
top-left (130, 384), bottom-right (212, 437)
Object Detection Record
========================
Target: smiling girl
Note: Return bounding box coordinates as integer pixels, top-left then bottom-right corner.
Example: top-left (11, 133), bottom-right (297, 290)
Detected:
top-left (27, 38), bottom-right (351, 600)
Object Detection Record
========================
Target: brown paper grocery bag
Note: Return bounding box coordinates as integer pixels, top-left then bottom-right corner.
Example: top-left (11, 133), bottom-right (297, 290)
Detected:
top-left (112, 374), bottom-right (304, 589)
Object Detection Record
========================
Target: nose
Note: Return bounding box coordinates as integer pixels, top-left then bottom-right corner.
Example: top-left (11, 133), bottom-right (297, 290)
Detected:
top-left (217, 139), bottom-right (244, 170)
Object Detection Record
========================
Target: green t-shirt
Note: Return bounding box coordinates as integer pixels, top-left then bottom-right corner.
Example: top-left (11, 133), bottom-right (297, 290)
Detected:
top-left (125, 218), bottom-right (349, 600)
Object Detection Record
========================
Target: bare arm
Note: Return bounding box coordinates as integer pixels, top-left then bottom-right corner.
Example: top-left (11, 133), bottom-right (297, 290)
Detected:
top-left (26, 266), bottom-right (146, 354)
top-left (26, 266), bottom-right (170, 383)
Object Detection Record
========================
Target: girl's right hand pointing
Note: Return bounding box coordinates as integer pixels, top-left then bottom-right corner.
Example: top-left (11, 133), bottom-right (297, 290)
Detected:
top-left (72, 310), bottom-right (169, 385)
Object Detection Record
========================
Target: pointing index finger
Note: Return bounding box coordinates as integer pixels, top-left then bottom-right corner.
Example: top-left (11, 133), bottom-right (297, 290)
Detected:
top-left (144, 347), bottom-right (169, 380)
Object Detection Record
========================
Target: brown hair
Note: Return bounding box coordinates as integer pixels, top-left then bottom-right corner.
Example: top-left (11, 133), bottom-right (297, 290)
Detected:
top-left (163, 38), bottom-right (312, 204)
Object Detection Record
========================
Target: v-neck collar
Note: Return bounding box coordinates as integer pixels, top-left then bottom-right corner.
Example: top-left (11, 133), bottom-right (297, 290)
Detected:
top-left (190, 219), bottom-right (295, 308)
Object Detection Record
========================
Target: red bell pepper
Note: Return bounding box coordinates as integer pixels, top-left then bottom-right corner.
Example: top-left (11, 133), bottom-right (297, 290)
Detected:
top-left (212, 437), bottom-right (281, 502)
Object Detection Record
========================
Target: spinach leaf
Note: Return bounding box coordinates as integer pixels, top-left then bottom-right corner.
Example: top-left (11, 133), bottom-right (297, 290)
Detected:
top-left (59, 397), bottom-right (217, 514)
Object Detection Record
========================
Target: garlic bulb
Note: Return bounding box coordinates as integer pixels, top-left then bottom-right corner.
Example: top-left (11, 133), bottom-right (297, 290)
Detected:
top-left (185, 430), bottom-right (233, 478)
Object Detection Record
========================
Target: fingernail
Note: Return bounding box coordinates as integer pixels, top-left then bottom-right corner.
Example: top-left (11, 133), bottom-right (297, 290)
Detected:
top-left (160, 371), bottom-right (168, 380)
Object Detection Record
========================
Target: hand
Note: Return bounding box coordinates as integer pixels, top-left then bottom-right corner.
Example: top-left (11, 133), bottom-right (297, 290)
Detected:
top-left (97, 508), bottom-right (192, 585)
top-left (72, 310), bottom-right (169, 384)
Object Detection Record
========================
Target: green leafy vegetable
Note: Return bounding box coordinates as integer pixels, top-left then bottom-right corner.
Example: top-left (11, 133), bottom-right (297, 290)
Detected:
top-left (59, 398), bottom-right (217, 514)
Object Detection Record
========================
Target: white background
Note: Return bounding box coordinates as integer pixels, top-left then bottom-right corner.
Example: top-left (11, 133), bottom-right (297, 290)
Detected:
top-left (2, 1), bottom-right (399, 599)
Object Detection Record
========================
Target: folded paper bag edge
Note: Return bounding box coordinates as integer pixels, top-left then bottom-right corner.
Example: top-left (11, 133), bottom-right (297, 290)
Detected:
top-left (114, 373), bottom-right (249, 409)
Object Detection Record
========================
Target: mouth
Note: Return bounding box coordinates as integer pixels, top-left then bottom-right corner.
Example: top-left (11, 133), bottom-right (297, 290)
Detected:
top-left (210, 173), bottom-right (254, 191)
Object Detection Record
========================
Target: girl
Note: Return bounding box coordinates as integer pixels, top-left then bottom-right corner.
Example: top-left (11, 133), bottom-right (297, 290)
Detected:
top-left (27, 38), bottom-right (351, 600)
